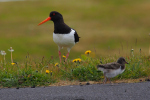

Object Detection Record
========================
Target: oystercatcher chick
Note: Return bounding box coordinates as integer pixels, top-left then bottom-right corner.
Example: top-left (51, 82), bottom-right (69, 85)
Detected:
top-left (97, 57), bottom-right (128, 84)
top-left (38, 11), bottom-right (80, 62)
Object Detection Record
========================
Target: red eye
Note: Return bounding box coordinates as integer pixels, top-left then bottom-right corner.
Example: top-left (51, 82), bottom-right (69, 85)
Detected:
top-left (53, 13), bottom-right (55, 15)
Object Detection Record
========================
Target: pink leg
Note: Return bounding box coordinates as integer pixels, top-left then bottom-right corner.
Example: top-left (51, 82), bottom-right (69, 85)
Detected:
top-left (108, 78), bottom-right (112, 84)
top-left (103, 73), bottom-right (107, 84)
top-left (59, 51), bottom-right (61, 63)
top-left (65, 52), bottom-right (70, 62)
top-left (103, 76), bottom-right (107, 84)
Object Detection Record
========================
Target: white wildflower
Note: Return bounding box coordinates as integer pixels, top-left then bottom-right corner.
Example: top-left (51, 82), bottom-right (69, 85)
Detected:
top-left (1, 51), bottom-right (6, 55)
top-left (8, 47), bottom-right (14, 52)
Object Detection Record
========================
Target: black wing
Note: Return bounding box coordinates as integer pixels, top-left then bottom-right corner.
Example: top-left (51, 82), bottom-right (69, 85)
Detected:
top-left (99, 63), bottom-right (121, 69)
top-left (73, 30), bottom-right (80, 43)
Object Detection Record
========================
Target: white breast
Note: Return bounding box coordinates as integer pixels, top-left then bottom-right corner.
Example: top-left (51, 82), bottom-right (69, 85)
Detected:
top-left (53, 29), bottom-right (75, 49)
top-left (105, 66), bottom-right (125, 78)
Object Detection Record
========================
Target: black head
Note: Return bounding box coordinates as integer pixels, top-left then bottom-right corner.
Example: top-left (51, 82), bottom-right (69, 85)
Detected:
top-left (49, 11), bottom-right (64, 22)
top-left (117, 57), bottom-right (128, 64)
top-left (38, 11), bottom-right (64, 26)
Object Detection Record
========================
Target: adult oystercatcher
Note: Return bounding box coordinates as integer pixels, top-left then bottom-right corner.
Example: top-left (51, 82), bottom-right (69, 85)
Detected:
top-left (38, 11), bottom-right (80, 62)
top-left (97, 57), bottom-right (128, 84)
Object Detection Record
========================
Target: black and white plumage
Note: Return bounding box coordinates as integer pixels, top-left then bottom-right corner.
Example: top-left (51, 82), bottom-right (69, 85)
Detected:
top-left (97, 57), bottom-right (128, 84)
top-left (38, 11), bottom-right (80, 62)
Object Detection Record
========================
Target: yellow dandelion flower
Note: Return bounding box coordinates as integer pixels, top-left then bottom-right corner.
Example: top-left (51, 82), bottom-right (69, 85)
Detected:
top-left (46, 70), bottom-right (50, 74)
top-left (85, 50), bottom-right (91, 54)
top-left (55, 63), bottom-right (59, 67)
top-left (72, 58), bottom-right (81, 63)
top-left (76, 58), bottom-right (81, 62)
top-left (11, 63), bottom-right (15, 65)
top-left (50, 71), bottom-right (53, 76)
top-left (72, 59), bottom-right (77, 62)
top-left (62, 55), bottom-right (66, 58)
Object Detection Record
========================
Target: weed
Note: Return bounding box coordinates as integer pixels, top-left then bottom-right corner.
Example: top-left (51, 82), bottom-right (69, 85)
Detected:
top-left (0, 48), bottom-right (150, 88)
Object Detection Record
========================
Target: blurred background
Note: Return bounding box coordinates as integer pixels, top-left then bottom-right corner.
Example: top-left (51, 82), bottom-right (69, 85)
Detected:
top-left (0, 0), bottom-right (150, 62)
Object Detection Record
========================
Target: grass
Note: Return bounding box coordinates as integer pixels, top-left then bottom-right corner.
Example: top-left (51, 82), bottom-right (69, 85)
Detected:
top-left (0, 49), bottom-right (150, 88)
top-left (0, 0), bottom-right (150, 87)
top-left (0, 0), bottom-right (150, 61)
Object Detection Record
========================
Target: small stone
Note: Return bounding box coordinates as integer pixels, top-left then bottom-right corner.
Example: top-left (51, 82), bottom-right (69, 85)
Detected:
top-left (79, 83), bottom-right (83, 86)
top-left (145, 79), bottom-right (150, 81)
top-left (86, 82), bottom-right (90, 85)
top-left (125, 89), bottom-right (127, 92)
top-left (31, 85), bottom-right (35, 88)
top-left (16, 87), bottom-right (19, 89)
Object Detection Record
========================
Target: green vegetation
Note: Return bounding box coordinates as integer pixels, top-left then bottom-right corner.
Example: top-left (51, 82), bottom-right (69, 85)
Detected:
top-left (0, 0), bottom-right (150, 87)
top-left (0, 49), bottom-right (150, 88)
top-left (0, 0), bottom-right (150, 61)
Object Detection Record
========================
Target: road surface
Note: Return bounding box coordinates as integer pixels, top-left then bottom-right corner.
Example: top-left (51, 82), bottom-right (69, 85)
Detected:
top-left (0, 82), bottom-right (150, 100)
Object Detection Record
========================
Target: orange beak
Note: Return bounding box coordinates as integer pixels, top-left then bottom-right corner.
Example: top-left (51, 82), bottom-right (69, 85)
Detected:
top-left (38, 17), bottom-right (51, 26)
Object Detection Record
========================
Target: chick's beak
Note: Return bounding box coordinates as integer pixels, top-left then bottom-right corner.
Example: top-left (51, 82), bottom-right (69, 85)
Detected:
top-left (125, 61), bottom-right (129, 64)
top-left (38, 17), bottom-right (51, 26)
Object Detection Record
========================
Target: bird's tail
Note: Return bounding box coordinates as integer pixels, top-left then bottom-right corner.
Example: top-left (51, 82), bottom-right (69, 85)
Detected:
top-left (97, 65), bottom-right (105, 71)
